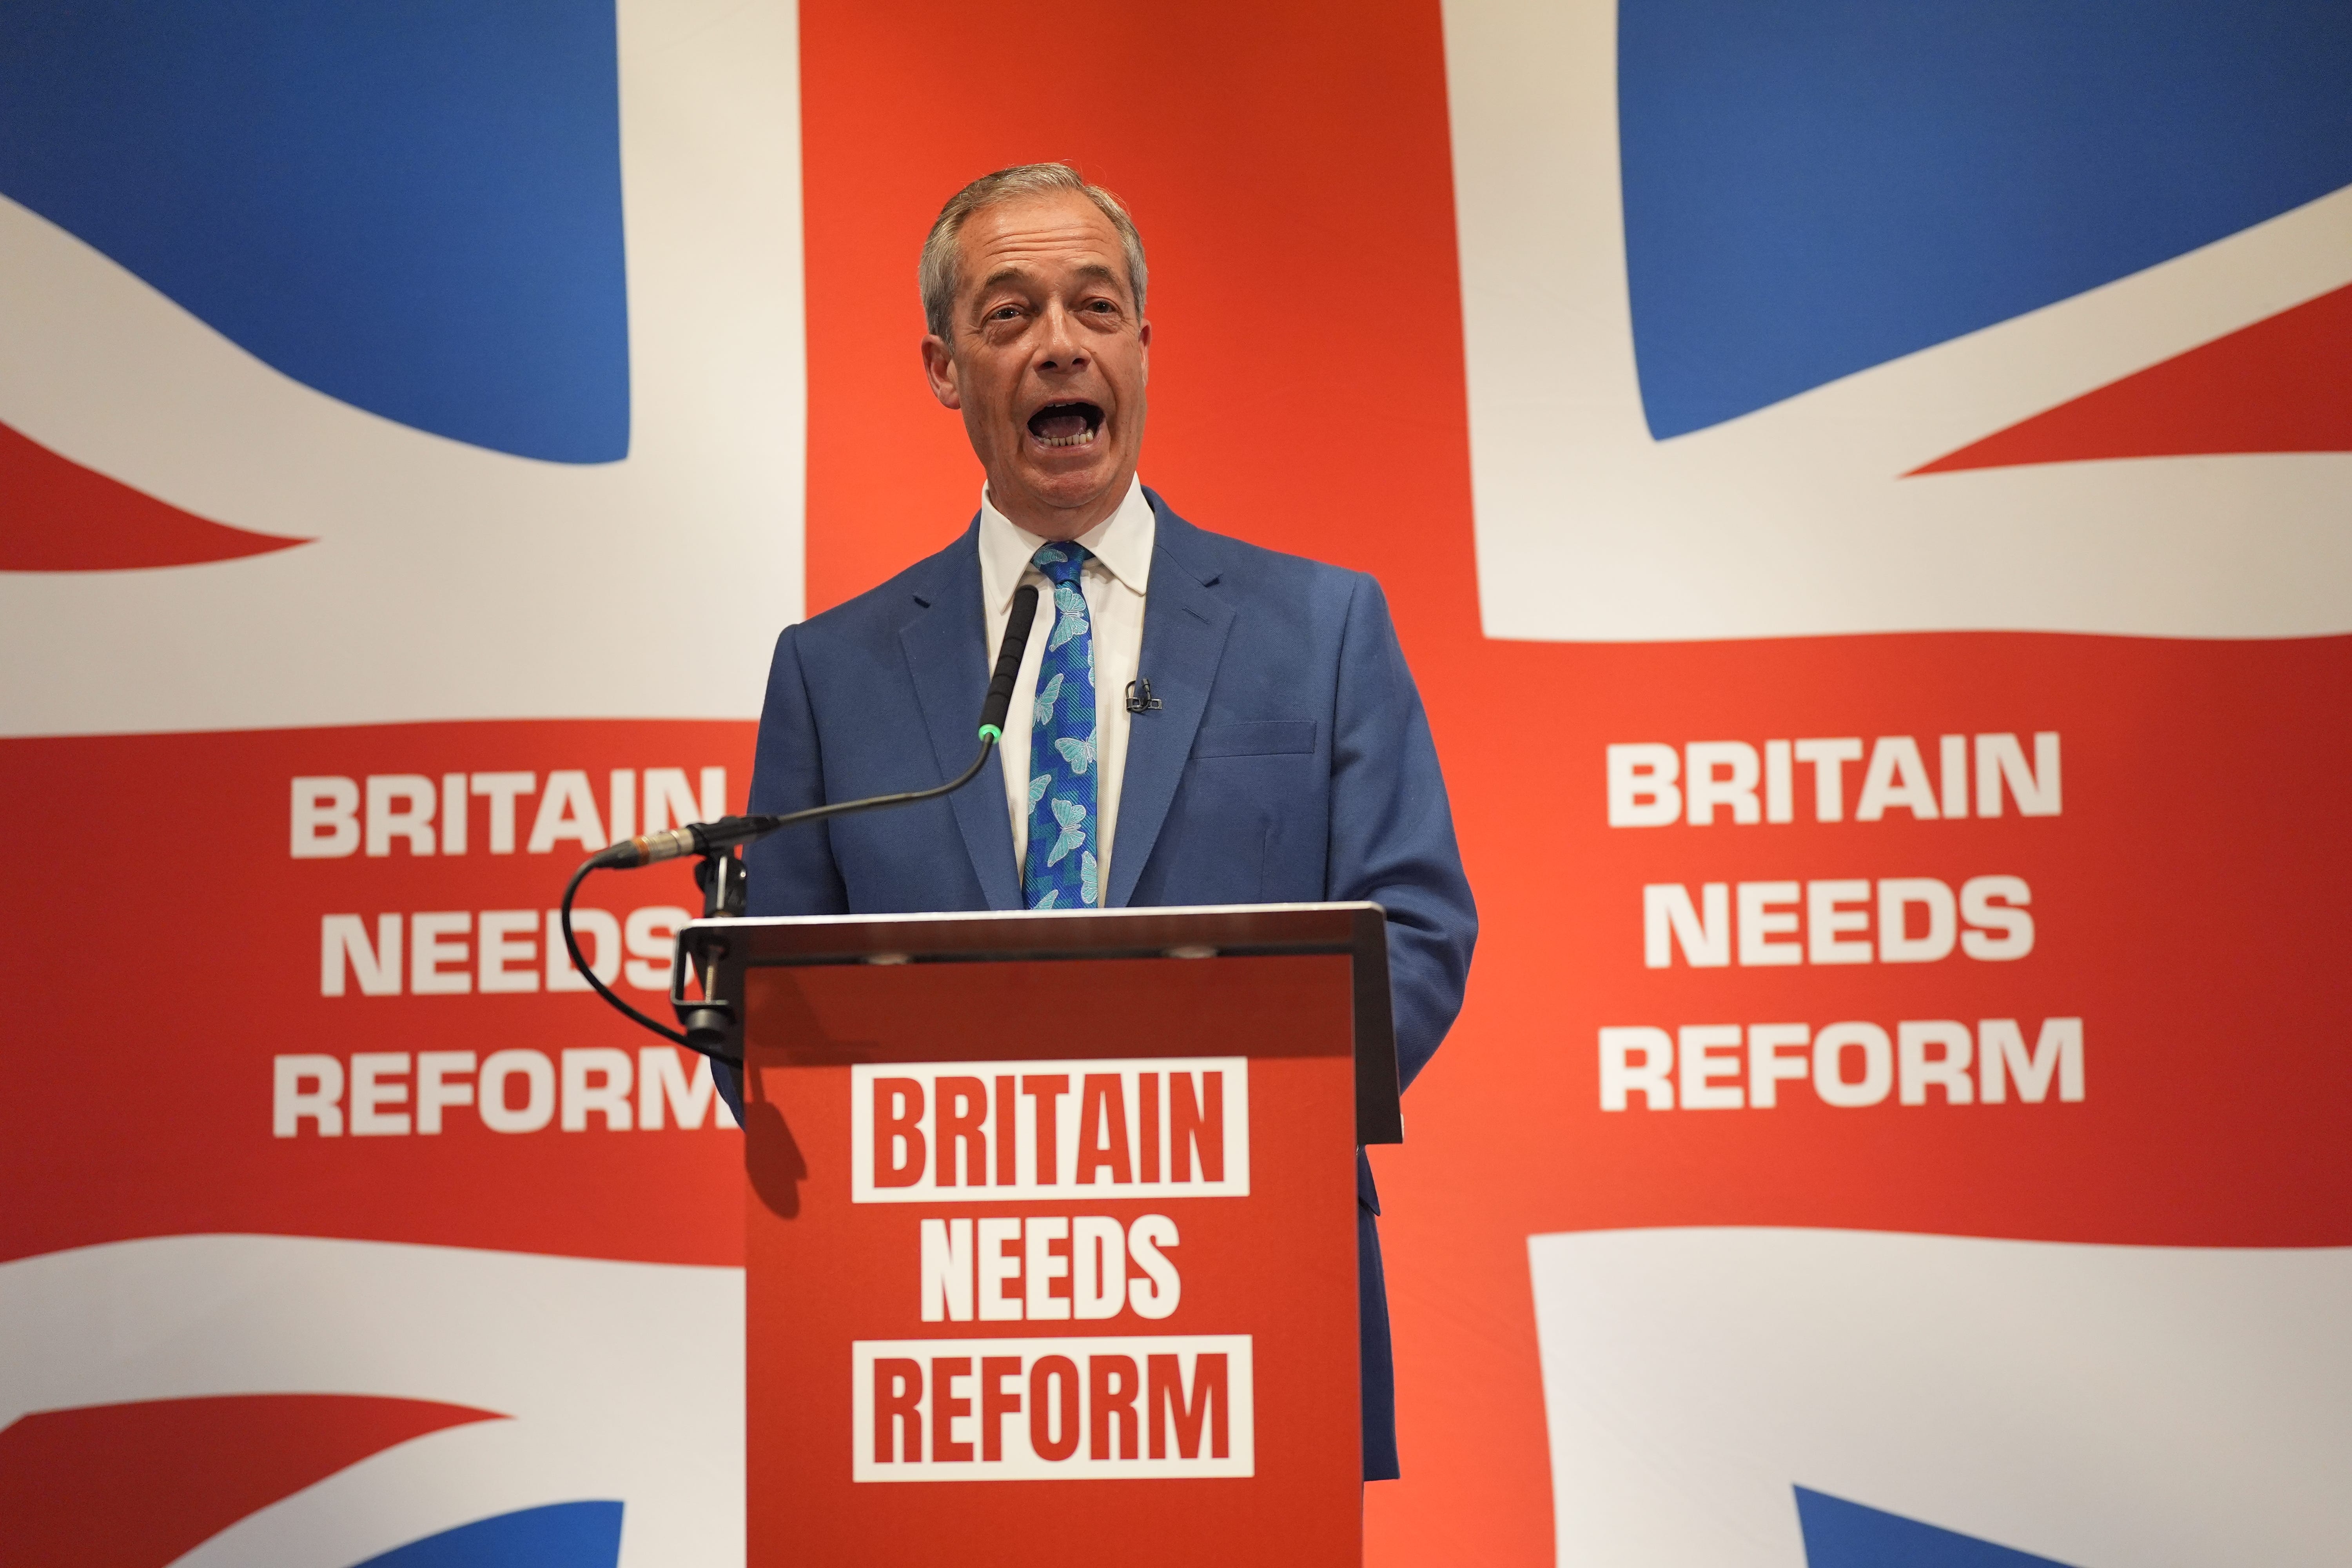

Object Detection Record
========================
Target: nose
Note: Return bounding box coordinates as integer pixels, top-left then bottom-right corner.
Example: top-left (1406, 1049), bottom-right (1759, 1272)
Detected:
top-left (1034, 301), bottom-right (1087, 374)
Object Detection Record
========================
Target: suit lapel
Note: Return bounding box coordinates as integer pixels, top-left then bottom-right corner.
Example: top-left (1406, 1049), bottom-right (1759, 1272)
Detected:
top-left (1107, 502), bottom-right (1234, 908)
top-left (898, 523), bottom-right (1024, 911)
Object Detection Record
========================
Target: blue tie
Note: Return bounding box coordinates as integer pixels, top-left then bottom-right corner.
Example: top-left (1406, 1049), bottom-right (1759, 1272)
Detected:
top-left (1023, 543), bottom-right (1098, 909)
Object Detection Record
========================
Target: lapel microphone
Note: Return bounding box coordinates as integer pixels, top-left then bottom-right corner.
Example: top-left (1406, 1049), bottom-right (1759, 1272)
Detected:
top-left (1125, 677), bottom-right (1161, 714)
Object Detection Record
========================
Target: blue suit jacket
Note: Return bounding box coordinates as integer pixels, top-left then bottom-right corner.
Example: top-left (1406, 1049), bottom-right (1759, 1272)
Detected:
top-left (728, 490), bottom-right (1475, 1478)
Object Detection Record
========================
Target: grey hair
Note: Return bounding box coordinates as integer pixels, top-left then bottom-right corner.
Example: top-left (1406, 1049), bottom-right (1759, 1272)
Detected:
top-left (918, 163), bottom-right (1148, 341)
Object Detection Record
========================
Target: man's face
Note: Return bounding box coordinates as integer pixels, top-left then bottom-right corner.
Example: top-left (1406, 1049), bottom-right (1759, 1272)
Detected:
top-left (922, 192), bottom-right (1149, 539)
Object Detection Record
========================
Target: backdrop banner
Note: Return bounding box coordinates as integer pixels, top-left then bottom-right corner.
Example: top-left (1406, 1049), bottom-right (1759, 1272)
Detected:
top-left (4, 2), bottom-right (2347, 1565)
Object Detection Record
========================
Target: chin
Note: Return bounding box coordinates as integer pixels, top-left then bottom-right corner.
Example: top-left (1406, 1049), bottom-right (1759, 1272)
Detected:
top-left (1021, 462), bottom-right (1122, 508)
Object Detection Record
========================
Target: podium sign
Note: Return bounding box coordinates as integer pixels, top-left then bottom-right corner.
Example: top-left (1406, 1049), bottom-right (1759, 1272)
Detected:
top-left (693, 904), bottom-right (1399, 1567)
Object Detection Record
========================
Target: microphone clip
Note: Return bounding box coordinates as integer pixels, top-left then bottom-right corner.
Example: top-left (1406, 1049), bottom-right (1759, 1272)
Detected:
top-left (1125, 677), bottom-right (1162, 714)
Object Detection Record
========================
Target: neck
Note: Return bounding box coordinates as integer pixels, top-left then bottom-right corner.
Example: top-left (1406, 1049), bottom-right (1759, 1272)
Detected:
top-left (987, 473), bottom-right (1134, 543)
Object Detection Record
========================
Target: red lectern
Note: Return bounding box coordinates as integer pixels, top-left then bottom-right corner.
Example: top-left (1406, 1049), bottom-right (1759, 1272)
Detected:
top-left (684, 902), bottom-right (1401, 1568)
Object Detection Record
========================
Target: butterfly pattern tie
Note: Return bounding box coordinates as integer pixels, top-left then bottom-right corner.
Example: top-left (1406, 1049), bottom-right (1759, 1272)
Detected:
top-left (1023, 543), bottom-right (1099, 909)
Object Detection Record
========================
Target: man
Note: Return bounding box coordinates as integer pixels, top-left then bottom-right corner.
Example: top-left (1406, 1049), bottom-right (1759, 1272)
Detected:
top-left (728, 163), bottom-right (1475, 1479)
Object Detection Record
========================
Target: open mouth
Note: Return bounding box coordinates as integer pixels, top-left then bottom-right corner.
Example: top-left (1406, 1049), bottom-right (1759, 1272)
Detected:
top-left (1027, 401), bottom-right (1104, 450)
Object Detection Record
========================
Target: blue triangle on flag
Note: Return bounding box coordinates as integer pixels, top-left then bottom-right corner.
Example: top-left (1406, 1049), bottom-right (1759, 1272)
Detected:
top-left (1617, 1), bottom-right (2352, 440)
top-left (0, 2), bottom-right (631, 465)
top-left (347, 1501), bottom-right (624, 1567)
top-left (1796, 1486), bottom-right (2078, 1568)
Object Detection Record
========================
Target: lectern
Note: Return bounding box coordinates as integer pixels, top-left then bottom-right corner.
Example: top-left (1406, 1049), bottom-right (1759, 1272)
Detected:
top-left (681, 902), bottom-right (1401, 1568)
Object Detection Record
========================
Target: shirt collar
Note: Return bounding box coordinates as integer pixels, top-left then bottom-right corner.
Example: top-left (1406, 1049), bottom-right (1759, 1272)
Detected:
top-left (978, 475), bottom-right (1156, 612)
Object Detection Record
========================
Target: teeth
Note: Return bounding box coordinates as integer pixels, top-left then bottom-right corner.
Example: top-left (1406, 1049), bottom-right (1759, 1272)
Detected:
top-left (1036, 426), bottom-right (1097, 448)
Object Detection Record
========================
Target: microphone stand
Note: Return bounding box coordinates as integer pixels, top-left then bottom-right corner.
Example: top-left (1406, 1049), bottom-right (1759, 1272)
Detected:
top-left (559, 584), bottom-right (1040, 1060)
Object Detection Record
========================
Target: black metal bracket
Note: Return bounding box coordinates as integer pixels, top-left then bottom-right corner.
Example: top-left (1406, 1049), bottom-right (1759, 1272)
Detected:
top-left (668, 849), bottom-right (748, 1061)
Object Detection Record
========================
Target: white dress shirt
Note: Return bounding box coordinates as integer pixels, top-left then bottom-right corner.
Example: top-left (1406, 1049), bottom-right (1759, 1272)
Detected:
top-left (977, 475), bottom-right (1155, 897)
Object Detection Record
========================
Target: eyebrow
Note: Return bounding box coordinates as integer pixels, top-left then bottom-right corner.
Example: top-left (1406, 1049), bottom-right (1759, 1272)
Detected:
top-left (976, 261), bottom-right (1128, 296)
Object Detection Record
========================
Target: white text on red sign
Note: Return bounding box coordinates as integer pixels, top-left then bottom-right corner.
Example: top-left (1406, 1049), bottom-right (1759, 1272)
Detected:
top-left (1607, 733), bottom-right (2060, 826)
top-left (920, 1215), bottom-right (1183, 1324)
top-left (1599, 1018), bottom-right (2085, 1111)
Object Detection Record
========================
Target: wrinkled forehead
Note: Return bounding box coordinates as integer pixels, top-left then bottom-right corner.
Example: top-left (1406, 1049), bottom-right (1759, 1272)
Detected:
top-left (957, 193), bottom-right (1133, 301)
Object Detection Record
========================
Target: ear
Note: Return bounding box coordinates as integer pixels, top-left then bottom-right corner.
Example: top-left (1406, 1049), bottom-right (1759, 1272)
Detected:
top-left (1136, 318), bottom-right (1150, 381)
top-left (920, 333), bottom-right (962, 410)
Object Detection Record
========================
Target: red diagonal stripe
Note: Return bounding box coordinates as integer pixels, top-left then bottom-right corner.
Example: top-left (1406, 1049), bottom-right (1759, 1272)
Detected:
top-left (0, 1393), bottom-right (505, 1567)
top-left (0, 419), bottom-right (309, 570)
top-left (1911, 279), bottom-right (2352, 474)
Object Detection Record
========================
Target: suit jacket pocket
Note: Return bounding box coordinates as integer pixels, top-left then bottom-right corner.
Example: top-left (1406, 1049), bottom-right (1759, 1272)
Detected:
top-left (1191, 719), bottom-right (1316, 759)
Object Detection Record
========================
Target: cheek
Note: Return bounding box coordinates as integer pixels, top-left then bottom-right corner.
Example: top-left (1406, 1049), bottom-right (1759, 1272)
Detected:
top-left (964, 365), bottom-right (1017, 421)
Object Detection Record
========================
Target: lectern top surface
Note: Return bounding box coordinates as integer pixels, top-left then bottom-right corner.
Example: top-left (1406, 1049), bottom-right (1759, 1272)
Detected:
top-left (690, 902), bottom-right (1403, 1144)
top-left (684, 900), bottom-right (1385, 967)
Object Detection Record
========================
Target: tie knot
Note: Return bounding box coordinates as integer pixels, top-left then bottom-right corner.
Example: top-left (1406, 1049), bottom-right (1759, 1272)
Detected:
top-left (1031, 542), bottom-right (1092, 586)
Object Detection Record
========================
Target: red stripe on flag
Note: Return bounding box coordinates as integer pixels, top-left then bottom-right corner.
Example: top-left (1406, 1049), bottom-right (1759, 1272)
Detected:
top-left (1912, 281), bottom-right (2352, 475)
top-left (0, 419), bottom-right (308, 571)
top-left (0, 1393), bottom-right (503, 1565)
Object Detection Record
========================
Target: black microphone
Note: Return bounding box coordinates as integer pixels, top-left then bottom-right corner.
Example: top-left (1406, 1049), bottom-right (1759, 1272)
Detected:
top-left (590, 584), bottom-right (1042, 870)
top-left (563, 582), bottom-right (1049, 1053)
top-left (979, 583), bottom-right (1040, 743)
